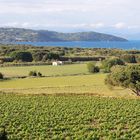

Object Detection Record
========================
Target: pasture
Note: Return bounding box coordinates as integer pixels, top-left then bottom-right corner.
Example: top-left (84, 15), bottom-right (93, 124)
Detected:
top-left (0, 74), bottom-right (133, 97)
top-left (0, 63), bottom-right (88, 78)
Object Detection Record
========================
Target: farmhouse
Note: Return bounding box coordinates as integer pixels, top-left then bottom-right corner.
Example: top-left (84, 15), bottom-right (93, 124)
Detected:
top-left (52, 61), bottom-right (63, 66)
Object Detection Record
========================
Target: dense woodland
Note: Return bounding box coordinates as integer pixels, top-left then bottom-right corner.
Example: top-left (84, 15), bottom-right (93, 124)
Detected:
top-left (0, 44), bottom-right (140, 64)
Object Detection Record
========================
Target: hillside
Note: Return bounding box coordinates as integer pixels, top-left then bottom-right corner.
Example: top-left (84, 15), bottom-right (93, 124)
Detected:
top-left (0, 28), bottom-right (127, 42)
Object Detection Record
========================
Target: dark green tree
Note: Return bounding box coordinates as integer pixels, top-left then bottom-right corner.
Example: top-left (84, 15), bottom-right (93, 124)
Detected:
top-left (47, 53), bottom-right (60, 60)
top-left (105, 65), bottom-right (140, 96)
top-left (10, 51), bottom-right (33, 62)
top-left (102, 58), bottom-right (125, 72)
top-left (32, 52), bottom-right (45, 62)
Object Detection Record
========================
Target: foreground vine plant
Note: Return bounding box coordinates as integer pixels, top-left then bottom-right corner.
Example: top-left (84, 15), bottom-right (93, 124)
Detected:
top-left (0, 94), bottom-right (140, 139)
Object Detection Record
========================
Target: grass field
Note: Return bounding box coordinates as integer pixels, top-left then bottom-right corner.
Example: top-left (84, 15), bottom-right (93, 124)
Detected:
top-left (0, 63), bottom-right (88, 78)
top-left (0, 94), bottom-right (140, 139)
top-left (0, 63), bottom-right (136, 97)
top-left (0, 74), bottom-right (133, 97)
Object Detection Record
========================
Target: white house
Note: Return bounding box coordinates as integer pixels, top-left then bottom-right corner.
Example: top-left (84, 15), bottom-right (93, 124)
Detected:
top-left (52, 61), bottom-right (63, 66)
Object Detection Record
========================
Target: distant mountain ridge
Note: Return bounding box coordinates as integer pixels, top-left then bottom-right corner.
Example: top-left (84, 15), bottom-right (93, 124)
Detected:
top-left (0, 28), bottom-right (127, 42)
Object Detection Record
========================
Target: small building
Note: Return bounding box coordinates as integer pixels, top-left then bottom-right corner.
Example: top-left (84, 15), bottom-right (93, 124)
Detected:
top-left (52, 61), bottom-right (63, 66)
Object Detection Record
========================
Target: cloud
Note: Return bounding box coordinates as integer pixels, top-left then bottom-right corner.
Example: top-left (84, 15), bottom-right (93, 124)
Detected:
top-left (128, 25), bottom-right (139, 29)
top-left (112, 22), bottom-right (140, 30)
top-left (0, 1), bottom-right (102, 14)
top-left (0, 22), bottom-right (40, 28)
top-left (0, 0), bottom-right (140, 34)
top-left (1, 21), bottom-right (139, 34)
top-left (0, 0), bottom-right (139, 14)
top-left (90, 23), bottom-right (104, 28)
top-left (112, 22), bottom-right (126, 29)
top-left (0, 22), bottom-right (106, 30)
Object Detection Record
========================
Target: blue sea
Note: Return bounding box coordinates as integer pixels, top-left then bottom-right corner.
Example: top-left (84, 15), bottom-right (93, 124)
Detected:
top-left (13, 40), bottom-right (140, 50)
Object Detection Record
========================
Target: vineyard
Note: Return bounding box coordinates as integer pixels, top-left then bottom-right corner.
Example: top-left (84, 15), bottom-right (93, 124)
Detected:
top-left (0, 94), bottom-right (140, 139)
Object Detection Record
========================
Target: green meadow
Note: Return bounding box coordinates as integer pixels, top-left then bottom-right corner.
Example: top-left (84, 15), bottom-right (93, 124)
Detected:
top-left (0, 59), bottom-right (138, 99)
top-left (0, 74), bottom-right (132, 97)
top-left (0, 63), bottom-right (88, 78)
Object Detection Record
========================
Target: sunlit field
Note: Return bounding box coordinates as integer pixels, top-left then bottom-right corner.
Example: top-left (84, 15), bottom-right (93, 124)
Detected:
top-left (0, 74), bottom-right (133, 97)
top-left (0, 63), bottom-right (88, 78)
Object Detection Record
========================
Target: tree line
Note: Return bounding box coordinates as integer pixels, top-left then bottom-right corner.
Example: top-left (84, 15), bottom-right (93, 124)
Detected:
top-left (87, 58), bottom-right (140, 96)
top-left (0, 44), bottom-right (140, 63)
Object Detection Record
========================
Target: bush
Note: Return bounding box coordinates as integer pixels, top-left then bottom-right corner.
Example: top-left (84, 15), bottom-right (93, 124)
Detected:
top-left (105, 65), bottom-right (140, 96)
top-left (29, 71), bottom-right (42, 77)
top-left (38, 72), bottom-right (42, 77)
top-left (10, 51), bottom-right (33, 62)
top-left (136, 56), bottom-right (140, 63)
top-left (29, 71), bottom-right (37, 77)
top-left (121, 55), bottom-right (137, 63)
top-left (0, 73), bottom-right (4, 79)
top-left (87, 62), bottom-right (100, 73)
top-left (102, 58), bottom-right (125, 72)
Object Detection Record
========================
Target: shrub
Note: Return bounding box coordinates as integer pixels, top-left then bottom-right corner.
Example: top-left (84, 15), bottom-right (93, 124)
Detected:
top-left (38, 72), bottom-right (42, 77)
top-left (0, 72), bottom-right (4, 79)
top-left (87, 62), bottom-right (100, 73)
top-left (10, 51), bottom-right (33, 62)
top-left (136, 56), bottom-right (140, 63)
top-left (121, 55), bottom-right (137, 63)
top-left (29, 71), bottom-right (42, 77)
top-left (105, 65), bottom-right (140, 96)
top-left (29, 71), bottom-right (37, 77)
top-left (60, 56), bottom-right (105, 62)
top-left (102, 58), bottom-right (125, 72)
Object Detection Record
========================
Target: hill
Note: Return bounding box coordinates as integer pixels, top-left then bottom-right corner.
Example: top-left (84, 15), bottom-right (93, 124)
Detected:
top-left (0, 27), bottom-right (127, 42)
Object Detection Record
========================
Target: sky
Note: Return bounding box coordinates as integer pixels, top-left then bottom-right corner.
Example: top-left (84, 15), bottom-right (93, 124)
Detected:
top-left (0, 0), bottom-right (140, 39)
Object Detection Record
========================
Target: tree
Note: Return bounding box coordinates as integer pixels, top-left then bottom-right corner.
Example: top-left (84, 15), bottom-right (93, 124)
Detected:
top-left (87, 62), bottom-right (100, 73)
top-left (105, 65), bottom-right (140, 96)
top-left (10, 51), bottom-right (33, 62)
top-left (102, 58), bottom-right (125, 72)
top-left (32, 52), bottom-right (45, 62)
top-left (47, 53), bottom-right (60, 60)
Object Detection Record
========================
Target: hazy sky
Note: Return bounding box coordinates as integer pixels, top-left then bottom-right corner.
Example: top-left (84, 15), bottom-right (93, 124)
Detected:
top-left (0, 0), bottom-right (140, 38)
